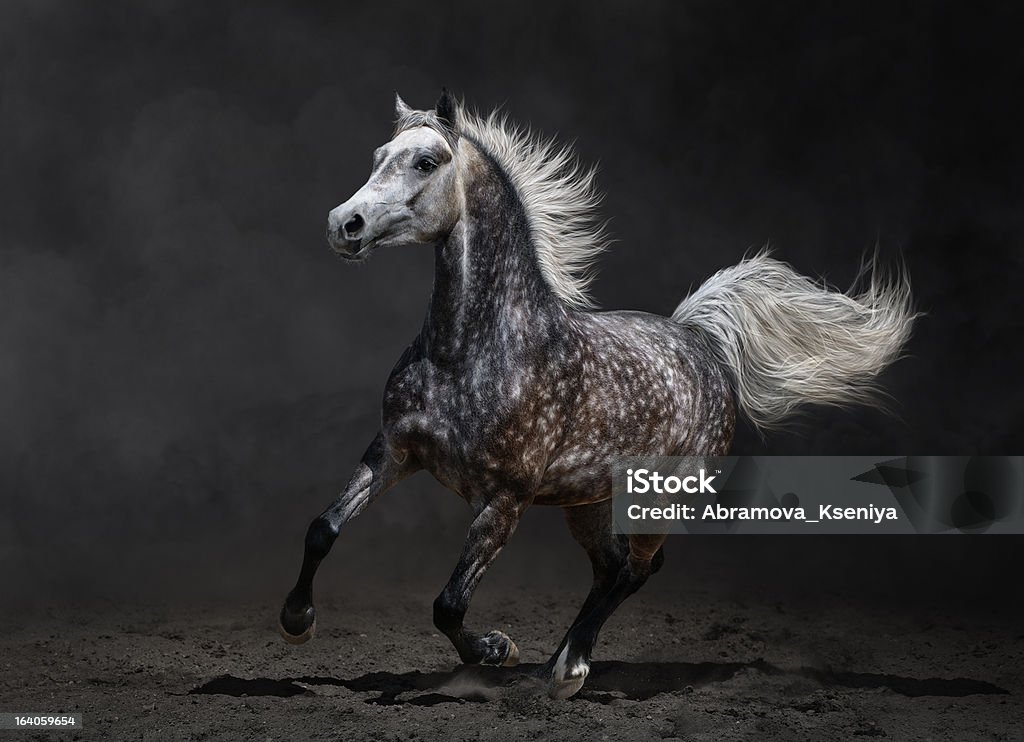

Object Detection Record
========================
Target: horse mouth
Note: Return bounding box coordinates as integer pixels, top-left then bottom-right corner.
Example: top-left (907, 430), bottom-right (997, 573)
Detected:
top-left (334, 237), bottom-right (378, 262)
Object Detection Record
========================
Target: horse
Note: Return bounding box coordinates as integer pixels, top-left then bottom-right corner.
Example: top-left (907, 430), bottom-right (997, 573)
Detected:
top-left (278, 91), bottom-right (915, 699)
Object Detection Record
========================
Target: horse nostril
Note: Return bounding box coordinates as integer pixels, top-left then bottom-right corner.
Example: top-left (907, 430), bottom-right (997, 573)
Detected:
top-left (343, 214), bottom-right (364, 239)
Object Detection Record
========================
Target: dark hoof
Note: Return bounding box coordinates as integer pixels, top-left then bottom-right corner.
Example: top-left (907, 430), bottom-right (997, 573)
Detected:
top-left (279, 602), bottom-right (316, 645)
top-left (479, 630), bottom-right (520, 667)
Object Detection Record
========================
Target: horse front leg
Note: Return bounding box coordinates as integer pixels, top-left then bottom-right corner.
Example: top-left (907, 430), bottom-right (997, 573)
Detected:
top-left (433, 493), bottom-right (527, 667)
top-left (279, 433), bottom-right (415, 643)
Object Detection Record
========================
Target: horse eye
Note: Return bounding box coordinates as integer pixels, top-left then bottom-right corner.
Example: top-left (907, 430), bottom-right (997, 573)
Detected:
top-left (414, 158), bottom-right (438, 173)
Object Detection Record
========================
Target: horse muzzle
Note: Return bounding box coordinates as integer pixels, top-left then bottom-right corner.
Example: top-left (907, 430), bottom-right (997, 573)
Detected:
top-left (327, 209), bottom-right (375, 259)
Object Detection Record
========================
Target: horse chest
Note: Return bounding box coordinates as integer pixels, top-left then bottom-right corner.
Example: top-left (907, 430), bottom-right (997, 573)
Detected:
top-left (382, 354), bottom-right (557, 493)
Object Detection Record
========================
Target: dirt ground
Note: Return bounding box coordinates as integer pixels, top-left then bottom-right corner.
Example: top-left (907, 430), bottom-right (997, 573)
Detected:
top-left (1, 576), bottom-right (1021, 742)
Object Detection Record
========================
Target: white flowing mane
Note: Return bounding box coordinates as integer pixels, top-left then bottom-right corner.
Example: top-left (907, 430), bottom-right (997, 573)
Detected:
top-left (460, 108), bottom-right (610, 309)
top-left (396, 103), bottom-right (611, 309)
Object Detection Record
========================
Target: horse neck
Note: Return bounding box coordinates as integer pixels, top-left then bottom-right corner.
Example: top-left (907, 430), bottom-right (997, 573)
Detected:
top-left (421, 143), bottom-right (567, 361)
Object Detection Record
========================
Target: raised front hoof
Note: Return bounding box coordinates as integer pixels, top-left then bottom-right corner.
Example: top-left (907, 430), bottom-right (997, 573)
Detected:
top-left (279, 603), bottom-right (316, 645)
top-left (479, 630), bottom-right (520, 667)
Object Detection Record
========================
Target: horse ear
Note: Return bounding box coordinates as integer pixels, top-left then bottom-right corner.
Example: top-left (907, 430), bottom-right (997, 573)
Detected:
top-left (434, 88), bottom-right (459, 132)
top-left (394, 92), bottom-right (413, 119)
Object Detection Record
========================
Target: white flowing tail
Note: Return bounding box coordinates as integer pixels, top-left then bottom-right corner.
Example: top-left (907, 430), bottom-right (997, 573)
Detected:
top-left (672, 250), bottom-right (917, 431)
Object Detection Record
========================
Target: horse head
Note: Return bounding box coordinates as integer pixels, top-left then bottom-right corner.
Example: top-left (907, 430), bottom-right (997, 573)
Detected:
top-left (327, 91), bottom-right (463, 260)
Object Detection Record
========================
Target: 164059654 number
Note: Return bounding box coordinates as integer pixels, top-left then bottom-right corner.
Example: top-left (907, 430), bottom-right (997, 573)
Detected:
top-left (0, 714), bottom-right (83, 729)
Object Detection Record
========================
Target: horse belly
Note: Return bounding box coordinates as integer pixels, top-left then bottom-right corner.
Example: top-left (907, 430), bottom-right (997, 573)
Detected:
top-left (534, 340), bottom-right (734, 505)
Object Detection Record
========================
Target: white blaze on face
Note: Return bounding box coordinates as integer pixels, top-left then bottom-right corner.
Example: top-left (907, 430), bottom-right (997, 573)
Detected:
top-left (328, 126), bottom-right (459, 253)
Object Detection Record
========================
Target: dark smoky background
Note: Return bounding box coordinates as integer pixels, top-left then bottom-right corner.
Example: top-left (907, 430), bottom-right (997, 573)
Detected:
top-left (1, 1), bottom-right (1021, 614)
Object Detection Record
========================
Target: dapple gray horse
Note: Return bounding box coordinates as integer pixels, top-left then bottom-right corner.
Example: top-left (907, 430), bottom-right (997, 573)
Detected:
top-left (279, 91), bottom-right (915, 698)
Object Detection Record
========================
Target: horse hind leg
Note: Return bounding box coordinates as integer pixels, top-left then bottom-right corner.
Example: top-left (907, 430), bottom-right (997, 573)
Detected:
top-left (550, 535), bottom-right (666, 699)
top-left (546, 502), bottom-right (666, 699)
top-left (555, 501), bottom-right (627, 622)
